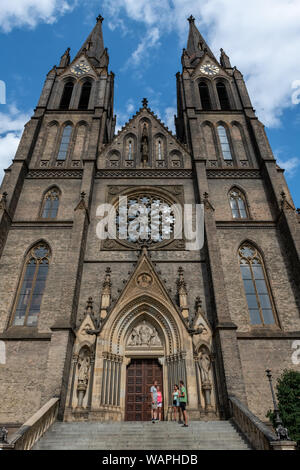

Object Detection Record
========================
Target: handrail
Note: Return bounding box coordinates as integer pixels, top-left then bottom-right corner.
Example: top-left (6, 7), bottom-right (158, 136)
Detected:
top-left (229, 395), bottom-right (296, 450)
top-left (0, 397), bottom-right (59, 450)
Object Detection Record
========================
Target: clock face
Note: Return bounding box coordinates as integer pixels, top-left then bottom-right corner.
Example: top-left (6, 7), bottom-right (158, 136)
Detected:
top-left (71, 61), bottom-right (91, 76)
top-left (200, 63), bottom-right (220, 76)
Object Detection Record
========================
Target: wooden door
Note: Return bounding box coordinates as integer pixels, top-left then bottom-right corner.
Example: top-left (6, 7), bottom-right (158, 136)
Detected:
top-left (125, 358), bottom-right (163, 421)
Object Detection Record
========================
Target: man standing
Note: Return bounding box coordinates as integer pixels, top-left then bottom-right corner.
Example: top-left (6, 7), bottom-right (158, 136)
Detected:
top-left (150, 380), bottom-right (158, 423)
top-left (179, 380), bottom-right (188, 427)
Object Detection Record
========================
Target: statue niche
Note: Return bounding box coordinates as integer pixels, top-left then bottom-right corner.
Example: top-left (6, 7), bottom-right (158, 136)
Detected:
top-left (76, 347), bottom-right (91, 409)
top-left (127, 320), bottom-right (162, 348)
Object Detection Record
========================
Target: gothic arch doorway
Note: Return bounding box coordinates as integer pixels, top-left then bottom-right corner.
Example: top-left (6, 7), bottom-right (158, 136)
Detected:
top-left (125, 358), bottom-right (163, 421)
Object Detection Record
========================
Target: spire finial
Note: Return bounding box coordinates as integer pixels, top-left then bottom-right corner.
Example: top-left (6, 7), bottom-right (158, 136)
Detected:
top-left (96, 14), bottom-right (104, 23)
top-left (188, 15), bottom-right (195, 23)
top-left (142, 97), bottom-right (148, 108)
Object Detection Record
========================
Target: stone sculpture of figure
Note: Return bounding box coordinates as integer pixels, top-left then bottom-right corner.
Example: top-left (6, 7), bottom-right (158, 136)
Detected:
top-left (142, 138), bottom-right (148, 158)
top-left (141, 123), bottom-right (149, 164)
top-left (199, 349), bottom-right (211, 383)
top-left (139, 321), bottom-right (151, 345)
top-left (128, 321), bottom-right (161, 347)
top-left (128, 327), bottom-right (140, 346)
top-left (0, 426), bottom-right (8, 444)
top-left (78, 355), bottom-right (90, 386)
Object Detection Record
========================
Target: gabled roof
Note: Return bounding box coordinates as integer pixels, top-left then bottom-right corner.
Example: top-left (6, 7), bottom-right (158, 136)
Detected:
top-left (102, 100), bottom-right (190, 156)
top-left (107, 246), bottom-right (187, 331)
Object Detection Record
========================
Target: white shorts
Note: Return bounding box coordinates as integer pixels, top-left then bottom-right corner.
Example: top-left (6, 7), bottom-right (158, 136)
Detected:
top-left (157, 403), bottom-right (162, 408)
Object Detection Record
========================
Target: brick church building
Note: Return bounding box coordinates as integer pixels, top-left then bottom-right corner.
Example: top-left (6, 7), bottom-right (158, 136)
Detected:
top-left (0, 14), bottom-right (299, 442)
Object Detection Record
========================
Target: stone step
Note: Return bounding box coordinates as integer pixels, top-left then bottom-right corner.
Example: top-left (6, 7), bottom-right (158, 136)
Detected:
top-left (33, 420), bottom-right (250, 450)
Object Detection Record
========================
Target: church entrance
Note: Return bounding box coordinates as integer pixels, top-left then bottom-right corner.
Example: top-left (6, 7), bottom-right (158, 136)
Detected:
top-left (125, 358), bottom-right (163, 421)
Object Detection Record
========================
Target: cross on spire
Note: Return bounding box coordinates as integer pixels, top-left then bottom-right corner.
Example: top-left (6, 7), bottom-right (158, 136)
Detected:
top-left (142, 98), bottom-right (148, 108)
top-left (74, 14), bottom-right (106, 66)
top-left (188, 15), bottom-right (195, 23)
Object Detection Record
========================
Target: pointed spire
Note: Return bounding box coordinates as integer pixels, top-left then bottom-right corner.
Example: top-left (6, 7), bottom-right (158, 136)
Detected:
top-left (185, 15), bottom-right (216, 65)
top-left (59, 47), bottom-right (70, 67)
top-left (74, 14), bottom-right (106, 66)
top-left (220, 48), bottom-right (232, 68)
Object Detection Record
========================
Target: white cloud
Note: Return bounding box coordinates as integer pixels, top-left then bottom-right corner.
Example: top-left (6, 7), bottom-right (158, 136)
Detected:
top-left (0, 0), bottom-right (76, 32)
top-left (0, 105), bottom-right (31, 183)
top-left (103, 0), bottom-right (300, 128)
top-left (124, 27), bottom-right (161, 69)
top-left (276, 156), bottom-right (299, 177)
top-left (164, 107), bottom-right (176, 133)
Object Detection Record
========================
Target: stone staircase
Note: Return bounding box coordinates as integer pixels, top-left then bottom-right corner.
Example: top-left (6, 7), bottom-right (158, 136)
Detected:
top-left (33, 420), bottom-right (251, 450)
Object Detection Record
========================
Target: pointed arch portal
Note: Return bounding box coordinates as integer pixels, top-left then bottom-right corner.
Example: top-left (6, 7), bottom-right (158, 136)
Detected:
top-left (66, 248), bottom-right (218, 422)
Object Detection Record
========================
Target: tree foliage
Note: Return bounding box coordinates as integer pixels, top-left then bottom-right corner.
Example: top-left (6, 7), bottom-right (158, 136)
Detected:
top-left (267, 369), bottom-right (300, 445)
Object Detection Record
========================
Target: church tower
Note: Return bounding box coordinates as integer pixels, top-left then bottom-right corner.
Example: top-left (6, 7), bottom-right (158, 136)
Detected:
top-left (0, 14), bottom-right (299, 433)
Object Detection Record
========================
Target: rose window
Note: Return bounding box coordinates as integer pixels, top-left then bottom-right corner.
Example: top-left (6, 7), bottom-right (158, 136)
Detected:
top-left (116, 193), bottom-right (176, 246)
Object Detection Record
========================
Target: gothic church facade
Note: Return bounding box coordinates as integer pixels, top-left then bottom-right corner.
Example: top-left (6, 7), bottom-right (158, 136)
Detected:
top-left (0, 15), bottom-right (299, 425)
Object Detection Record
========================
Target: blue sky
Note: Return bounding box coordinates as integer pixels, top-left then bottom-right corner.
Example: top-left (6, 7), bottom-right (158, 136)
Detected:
top-left (0, 0), bottom-right (299, 207)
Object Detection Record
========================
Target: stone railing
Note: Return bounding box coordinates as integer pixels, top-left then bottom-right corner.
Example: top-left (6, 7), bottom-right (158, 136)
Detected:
top-left (0, 397), bottom-right (59, 450)
top-left (229, 395), bottom-right (297, 450)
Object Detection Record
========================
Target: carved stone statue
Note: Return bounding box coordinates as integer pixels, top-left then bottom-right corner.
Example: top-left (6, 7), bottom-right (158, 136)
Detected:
top-left (78, 355), bottom-right (90, 386)
top-left (76, 351), bottom-right (91, 409)
top-left (199, 349), bottom-right (211, 383)
top-left (127, 321), bottom-right (161, 347)
top-left (128, 327), bottom-right (140, 346)
top-left (0, 426), bottom-right (8, 444)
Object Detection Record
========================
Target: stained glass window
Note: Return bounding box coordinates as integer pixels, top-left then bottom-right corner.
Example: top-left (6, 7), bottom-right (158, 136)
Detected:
top-left (230, 189), bottom-right (248, 219)
top-left (217, 125), bottom-right (232, 160)
top-left (57, 125), bottom-right (72, 161)
top-left (41, 188), bottom-right (60, 219)
top-left (12, 244), bottom-right (50, 327)
top-left (239, 244), bottom-right (276, 326)
top-left (116, 193), bottom-right (175, 246)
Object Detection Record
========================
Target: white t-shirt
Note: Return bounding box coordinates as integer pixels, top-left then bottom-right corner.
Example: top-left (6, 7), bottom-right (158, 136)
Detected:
top-left (150, 385), bottom-right (158, 401)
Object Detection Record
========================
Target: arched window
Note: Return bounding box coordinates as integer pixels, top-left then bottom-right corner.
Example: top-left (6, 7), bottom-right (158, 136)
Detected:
top-left (229, 189), bottom-right (248, 219)
top-left (158, 140), bottom-right (162, 160)
top-left (78, 81), bottom-right (92, 110)
top-left (60, 81), bottom-right (74, 110)
top-left (11, 243), bottom-right (50, 327)
top-left (217, 125), bottom-right (232, 160)
top-left (128, 140), bottom-right (133, 160)
top-left (239, 244), bottom-right (276, 326)
top-left (57, 124), bottom-right (73, 161)
top-left (41, 188), bottom-right (60, 219)
top-left (199, 82), bottom-right (212, 110)
top-left (216, 82), bottom-right (230, 110)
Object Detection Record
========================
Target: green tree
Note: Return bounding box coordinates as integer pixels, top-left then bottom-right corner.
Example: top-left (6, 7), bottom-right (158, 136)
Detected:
top-left (267, 370), bottom-right (300, 445)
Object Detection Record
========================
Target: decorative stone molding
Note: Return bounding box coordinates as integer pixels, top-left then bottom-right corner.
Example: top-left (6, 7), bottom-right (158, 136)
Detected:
top-left (207, 169), bottom-right (261, 179)
top-left (27, 169), bottom-right (83, 179)
top-left (96, 169), bottom-right (193, 178)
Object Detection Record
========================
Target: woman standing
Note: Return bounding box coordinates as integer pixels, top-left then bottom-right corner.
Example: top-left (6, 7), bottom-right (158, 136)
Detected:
top-left (156, 385), bottom-right (163, 421)
top-left (172, 384), bottom-right (180, 422)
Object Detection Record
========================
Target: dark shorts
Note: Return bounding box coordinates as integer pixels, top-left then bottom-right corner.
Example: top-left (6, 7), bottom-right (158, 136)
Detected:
top-left (179, 402), bottom-right (186, 411)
